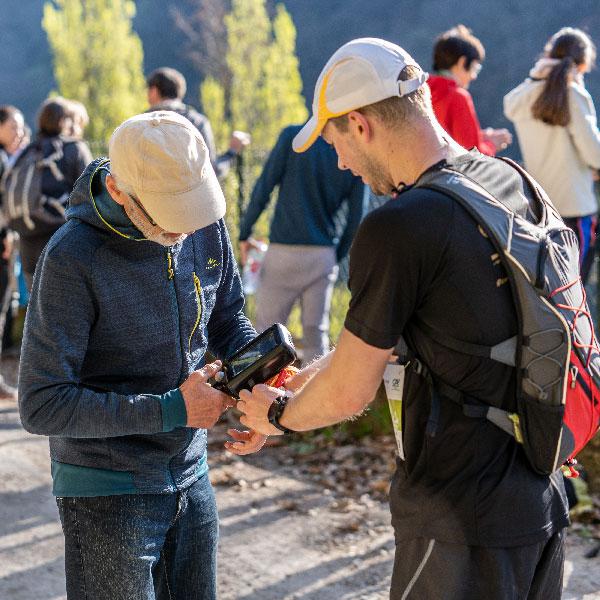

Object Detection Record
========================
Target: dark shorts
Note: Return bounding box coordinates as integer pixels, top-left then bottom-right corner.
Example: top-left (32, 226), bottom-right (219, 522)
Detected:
top-left (390, 529), bottom-right (565, 600)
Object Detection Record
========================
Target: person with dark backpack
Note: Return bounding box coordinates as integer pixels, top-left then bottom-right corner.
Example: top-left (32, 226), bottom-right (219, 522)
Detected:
top-left (3, 97), bottom-right (92, 290)
top-left (237, 38), bottom-right (591, 599)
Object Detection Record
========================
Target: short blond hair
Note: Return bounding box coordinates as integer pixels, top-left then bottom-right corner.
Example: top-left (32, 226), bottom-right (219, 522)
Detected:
top-left (330, 65), bottom-right (432, 132)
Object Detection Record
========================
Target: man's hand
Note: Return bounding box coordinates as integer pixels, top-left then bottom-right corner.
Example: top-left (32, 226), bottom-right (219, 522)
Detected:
top-left (483, 127), bottom-right (513, 151)
top-left (229, 130), bottom-right (251, 154)
top-left (180, 362), bottom-right (236, 428)
top-left (239, 240), bottom-right (250, 267)
top-left (2, 232), bottom-right (14, 261)
top-left (224, 428), bottom-right (268, 455)
top-left (238, 238), bottom-right (263, 267)
top-left (237, 384), bottom-right (285, 436)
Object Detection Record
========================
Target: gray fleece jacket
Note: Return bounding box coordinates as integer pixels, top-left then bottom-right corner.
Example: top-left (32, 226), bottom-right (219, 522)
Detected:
top-left (18, 157), bottom-right (256, 496)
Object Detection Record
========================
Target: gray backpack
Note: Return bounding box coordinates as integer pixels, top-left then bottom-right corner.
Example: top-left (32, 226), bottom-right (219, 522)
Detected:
top-left (412, 157), bottom-right (600, 475)
top-left (1, 139), bottom-right (69, 238)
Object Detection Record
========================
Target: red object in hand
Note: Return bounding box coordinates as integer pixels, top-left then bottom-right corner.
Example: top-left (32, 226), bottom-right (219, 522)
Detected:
top-left (266, 366), bottom-right (299, 389)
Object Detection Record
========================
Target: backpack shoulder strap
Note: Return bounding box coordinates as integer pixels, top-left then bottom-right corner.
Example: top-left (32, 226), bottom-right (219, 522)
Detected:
top-left (496, 157), bottom-right (544, 205)
top-left (410, 167), bottom-right (529, 367)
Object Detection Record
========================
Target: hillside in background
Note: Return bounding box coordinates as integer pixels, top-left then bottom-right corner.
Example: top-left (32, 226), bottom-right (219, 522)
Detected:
top-left (1, 0), bottom-right (600, 160)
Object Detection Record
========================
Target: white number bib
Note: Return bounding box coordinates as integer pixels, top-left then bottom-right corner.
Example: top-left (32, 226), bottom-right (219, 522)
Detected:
top-left (383, 362), bottom-right (405, 460)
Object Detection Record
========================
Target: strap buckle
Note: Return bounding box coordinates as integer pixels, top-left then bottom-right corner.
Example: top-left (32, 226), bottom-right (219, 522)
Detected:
top-left (507, 413), bottom-right (524, 444)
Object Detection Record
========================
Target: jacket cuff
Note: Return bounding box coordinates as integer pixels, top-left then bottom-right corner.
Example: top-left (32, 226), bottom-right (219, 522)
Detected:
top-left (158, 388), bottom-right (187, 432)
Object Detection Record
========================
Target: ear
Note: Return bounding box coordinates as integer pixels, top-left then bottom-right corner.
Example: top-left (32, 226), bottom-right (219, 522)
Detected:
top-left (456, 55), bottom-right (468, 71)
top-left (147, 86), bottom-right (160, 106)
top-left (346, 110), bottom-right (373, 142)
top-left (105, 174), bottom-right (126, 206)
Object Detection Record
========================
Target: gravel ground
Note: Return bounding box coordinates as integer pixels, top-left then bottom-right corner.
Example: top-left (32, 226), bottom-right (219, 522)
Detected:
top-left (0, 358), bottom-right (598, 599)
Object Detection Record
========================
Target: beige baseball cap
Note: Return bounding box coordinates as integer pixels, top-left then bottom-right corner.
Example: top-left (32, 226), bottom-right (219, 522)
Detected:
top-left (293, 38), bottom-right (428, 153)
top-left (109, 111), bottom-right (226, 233)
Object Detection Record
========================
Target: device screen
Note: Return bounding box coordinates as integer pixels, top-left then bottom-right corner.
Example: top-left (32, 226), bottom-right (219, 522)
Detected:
top-left (228, 329), bottom-right (278, 377)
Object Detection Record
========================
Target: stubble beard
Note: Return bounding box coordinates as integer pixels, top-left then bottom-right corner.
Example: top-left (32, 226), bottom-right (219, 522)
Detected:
top-left (356, 148), bottom-right (394, 197)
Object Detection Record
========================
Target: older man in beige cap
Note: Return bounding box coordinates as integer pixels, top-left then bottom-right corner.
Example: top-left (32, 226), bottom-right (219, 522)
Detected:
top-left (19, 111), bottom-right (263, 599)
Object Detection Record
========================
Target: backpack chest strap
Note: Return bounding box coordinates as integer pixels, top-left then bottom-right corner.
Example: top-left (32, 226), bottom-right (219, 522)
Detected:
top-left (413, 319), bottom-right (517, 366)
top-left (434, 377), bottom-right (523, 442)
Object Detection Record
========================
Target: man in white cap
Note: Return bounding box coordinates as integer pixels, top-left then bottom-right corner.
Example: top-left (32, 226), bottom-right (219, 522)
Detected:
top-left (238, 39), bottom-right (568, 599)
top-left (18, 111), bottom-right (264, 599)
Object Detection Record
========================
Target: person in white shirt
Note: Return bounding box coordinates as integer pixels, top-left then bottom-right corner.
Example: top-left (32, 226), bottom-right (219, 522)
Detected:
top-left (504, 28), bottom-right (600, 283)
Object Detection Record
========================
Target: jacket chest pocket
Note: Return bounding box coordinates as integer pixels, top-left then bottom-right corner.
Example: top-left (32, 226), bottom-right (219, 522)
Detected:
top-left (186, 261), bottom-right (221, 358)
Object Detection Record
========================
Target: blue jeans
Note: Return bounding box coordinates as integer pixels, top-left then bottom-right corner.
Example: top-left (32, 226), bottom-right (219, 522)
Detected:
top-left (56, 474), bottom-right (218, 600)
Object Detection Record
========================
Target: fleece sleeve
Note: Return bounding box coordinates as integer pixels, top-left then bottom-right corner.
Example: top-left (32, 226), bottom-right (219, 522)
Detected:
top-left (206, 219), bottom-right (257, 359)
top-left (238, 128), bottom-right (292, 241)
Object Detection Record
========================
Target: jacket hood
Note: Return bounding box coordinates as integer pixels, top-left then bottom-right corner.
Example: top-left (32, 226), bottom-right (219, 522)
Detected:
top-left (503, 79), bottom-right (543, 122)
top-left (66, 157), bottom-right (144, 240)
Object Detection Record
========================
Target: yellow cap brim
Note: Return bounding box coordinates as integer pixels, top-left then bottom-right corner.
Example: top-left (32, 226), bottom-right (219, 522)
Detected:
top-left (292, 115), bottom-right (328, 153)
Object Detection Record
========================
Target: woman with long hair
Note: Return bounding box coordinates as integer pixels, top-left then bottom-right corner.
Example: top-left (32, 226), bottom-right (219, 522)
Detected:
top-left (505, 28), bottom-right (600, 283)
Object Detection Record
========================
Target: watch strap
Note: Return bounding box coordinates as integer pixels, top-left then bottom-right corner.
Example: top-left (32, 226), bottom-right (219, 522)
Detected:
top-left (267, 395), bottom-right (295, 434)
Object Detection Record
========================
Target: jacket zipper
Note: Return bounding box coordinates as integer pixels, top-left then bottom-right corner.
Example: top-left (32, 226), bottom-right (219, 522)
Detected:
top-left (188, 272), bottom-right (202, 353)
top-left (166, 249), bottom-right (175, 280)
top-left (165, 247), bottom-right (179, 491)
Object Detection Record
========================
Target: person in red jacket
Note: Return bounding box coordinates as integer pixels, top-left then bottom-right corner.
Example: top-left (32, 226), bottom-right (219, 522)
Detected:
top-left (428, 25), bottom-right (511, 156)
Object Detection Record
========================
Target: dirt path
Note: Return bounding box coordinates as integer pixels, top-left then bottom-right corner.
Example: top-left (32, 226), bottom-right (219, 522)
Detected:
top-left (0, 392), bottom-right (598, 599)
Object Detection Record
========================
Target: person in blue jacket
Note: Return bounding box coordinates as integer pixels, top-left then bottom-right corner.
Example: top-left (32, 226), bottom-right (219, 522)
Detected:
top-left (18, 111), bottom-right (263, 600)
top-left (239, 124), bottom-right (365, 363)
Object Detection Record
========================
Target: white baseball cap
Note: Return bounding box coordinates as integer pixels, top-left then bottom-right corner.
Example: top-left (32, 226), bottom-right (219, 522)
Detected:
top-left (109, 111), bottom-right (226, 233)
top-left (293, 38), bottom-right (428, 153)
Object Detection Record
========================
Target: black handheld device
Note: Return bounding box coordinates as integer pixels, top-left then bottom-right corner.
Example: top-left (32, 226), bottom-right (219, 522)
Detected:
top-left (212, 323), bottom-right (297, 398)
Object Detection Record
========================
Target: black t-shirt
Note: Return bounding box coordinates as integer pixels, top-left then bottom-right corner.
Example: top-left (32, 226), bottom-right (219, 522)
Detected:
top-left (345, 151), bottom-right (569, 547)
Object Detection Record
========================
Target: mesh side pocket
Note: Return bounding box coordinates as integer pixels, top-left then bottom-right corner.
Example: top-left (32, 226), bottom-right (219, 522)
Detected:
top-left (518, 394), bottom-right (565, 474)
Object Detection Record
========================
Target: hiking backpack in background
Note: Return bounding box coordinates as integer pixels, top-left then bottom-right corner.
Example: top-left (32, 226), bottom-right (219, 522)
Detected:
top-left (415, 157), bottom-right (600, 476)
top-left (1, 139), bottom-right (70, 238)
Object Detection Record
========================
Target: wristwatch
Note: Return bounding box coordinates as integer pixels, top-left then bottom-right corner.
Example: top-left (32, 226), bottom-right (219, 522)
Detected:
top-left (267, 393), bottom-right (295, 434)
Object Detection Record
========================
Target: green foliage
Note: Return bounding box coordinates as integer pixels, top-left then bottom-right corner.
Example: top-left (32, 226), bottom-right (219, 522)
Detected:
top-left (43, 0), bottom-right (146, 145)
top-left (329, 284), bottom-right (351, 343)
top-left (263, 5), bottom-right (308, 136)
top-left (200, 0), bottom-right (307, 258)
top-left (200, 76), bottom-right (228, 151)
top-left (202, 1), bottom-right (307, 159)
top-left (224, 0), bottom-right (272, 151)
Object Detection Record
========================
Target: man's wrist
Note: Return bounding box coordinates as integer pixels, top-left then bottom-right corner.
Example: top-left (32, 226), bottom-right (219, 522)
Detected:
top-left (267, 393), bottom-right (296, 434)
